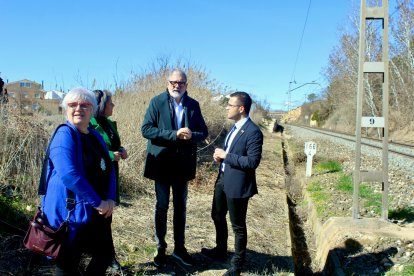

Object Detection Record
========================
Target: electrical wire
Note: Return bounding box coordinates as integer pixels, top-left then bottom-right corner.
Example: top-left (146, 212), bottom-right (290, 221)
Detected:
top-left (290, 0), bottom-right (312, 83)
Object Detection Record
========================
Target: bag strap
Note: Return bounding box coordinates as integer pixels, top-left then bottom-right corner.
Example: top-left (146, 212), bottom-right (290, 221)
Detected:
top-left (38, 124), bottom-right (77, 211)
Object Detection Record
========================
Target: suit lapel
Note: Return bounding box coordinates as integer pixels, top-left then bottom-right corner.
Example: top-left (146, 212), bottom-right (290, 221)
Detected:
top-left (160, 92), bottom-right (174, 130)
top-left (182, 93), bottom-right (190, 128)
top-left (228, 119), bottom-right (251, 152)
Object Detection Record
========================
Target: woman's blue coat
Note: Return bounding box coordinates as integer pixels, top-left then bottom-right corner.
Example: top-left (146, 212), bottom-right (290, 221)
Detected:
top-left (41, 122), bottom-right (116, 243)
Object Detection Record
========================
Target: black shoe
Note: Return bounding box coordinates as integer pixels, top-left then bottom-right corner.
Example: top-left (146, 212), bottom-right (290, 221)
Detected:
top-left (154, 248), bottom-right (167, 268)
top-left (201, 247), bottom-right (228, 261)
top-left (223, 267), bottom-right (241, 276)
top-left (109, 258), bottom-right (121, 270)
top-left (172, 247), bottom-right (193, 266)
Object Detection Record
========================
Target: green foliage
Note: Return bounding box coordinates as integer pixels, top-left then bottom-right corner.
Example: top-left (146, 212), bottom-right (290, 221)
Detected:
top-left (311, 111), bottom-right (320, 122)
top-left (337, 174), bottom-right (353, 192)
top-left (307, 182), bottom-right (330, 216)
top-left (389, 207), bottom-right (414, 222)
top-left (0, 194), bottom-right (32, 233)
top-left (363, 193), bottom-right (382, 214)
top-left (359, 185), bottom-right (373, 198)
top-left (355, 183), bottom-right (382, 215)
top-left (308, 171), bottom-right (384, 217)
top-left (307, 93), bottom-right (317, 102)
top-left (386, 263), bottom-right (414, 275)
top-left (314, 160), bottom-right (342, 173)
top-left (402, 265), bottom-right (414, 275)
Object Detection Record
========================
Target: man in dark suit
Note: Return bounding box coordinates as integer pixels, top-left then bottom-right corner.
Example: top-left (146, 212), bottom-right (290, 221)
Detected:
top-left (201, 91), bottom-right (263, 276)
top-left (141, 69), bottom-right (208, 268)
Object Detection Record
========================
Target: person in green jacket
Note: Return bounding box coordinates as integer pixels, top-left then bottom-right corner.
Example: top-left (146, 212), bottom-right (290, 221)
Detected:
top-left (90, 89), bottom-right (128, 271)
top-left (91, 89), bottom-right (128, 204)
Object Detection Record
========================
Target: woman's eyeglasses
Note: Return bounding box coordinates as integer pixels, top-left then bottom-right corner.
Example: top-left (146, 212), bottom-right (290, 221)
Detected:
top-left (67, 102), bottom-right (92, 110)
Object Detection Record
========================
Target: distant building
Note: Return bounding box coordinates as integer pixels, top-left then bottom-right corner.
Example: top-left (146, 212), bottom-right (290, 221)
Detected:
top-left (5, 80), bottom-right (62, 114)
top-left (45, 90), bottom-right (65, 100)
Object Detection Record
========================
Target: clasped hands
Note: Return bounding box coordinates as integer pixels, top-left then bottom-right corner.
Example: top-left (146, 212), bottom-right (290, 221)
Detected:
top-left (113, 147), bottom-right (129, 161)
top-left (95, 199), bottom-right (116, 218)
top-left (177, 127), bottom-right (192, 140)
top-left (213, 148), bottom-right (227, 162)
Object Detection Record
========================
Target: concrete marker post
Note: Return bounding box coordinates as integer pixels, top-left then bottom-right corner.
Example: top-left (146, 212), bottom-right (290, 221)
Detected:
top-left (305, 141), bottom-right (317, 177)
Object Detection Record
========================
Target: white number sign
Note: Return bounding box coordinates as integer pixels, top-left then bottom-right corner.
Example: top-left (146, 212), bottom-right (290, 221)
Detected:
top-left (304, 141), bottom-right (317, 177)
top-left (304, 141), bottom-right (317, 157)
top-left (361, 116), bottom-right (384, 128)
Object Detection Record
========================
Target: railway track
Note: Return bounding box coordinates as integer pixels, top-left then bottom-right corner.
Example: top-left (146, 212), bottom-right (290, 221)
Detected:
top-left (283, 124), bottom-right (414, 275)
top-left (289, 124), bottom-right (414, 160)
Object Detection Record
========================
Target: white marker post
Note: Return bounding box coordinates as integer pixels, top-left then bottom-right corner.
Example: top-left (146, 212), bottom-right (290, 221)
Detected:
top-left (304, 141), bottom-right (317, 177)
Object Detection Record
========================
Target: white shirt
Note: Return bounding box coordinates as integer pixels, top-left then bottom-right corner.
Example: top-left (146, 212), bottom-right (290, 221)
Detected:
top-left (221, 117), bottom-right (249, 172)
top-left (173, 100), bottom-right (184, 128)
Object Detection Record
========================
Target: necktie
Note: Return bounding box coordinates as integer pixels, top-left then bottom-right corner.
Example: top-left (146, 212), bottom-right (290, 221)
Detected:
top-left (224, 125), bottom-right (236, 150)
top-left (220, 125), bottom-right (236, 173)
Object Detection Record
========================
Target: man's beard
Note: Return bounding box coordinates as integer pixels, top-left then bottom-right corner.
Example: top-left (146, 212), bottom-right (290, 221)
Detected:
top-left (169, 90), bottom-right (184, 99)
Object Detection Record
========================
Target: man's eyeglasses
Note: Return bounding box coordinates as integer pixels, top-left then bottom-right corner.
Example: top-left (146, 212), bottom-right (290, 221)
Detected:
top-left (227, 104), bottom-right (240, 108)
top-left (169, 80), bottom-right (187, 86)
top-left (67, 102), bottom-right (92, 110)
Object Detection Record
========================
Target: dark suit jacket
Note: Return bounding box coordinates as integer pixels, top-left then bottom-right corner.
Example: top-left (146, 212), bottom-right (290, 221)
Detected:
top-left (221, 118), bottom-right (263, 198)
top-left (141, 91), bottom-right (208, 182)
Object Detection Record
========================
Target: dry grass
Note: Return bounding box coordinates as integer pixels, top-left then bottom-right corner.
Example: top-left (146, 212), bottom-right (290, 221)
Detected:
top-left (1, 63), bottom-right (288, 275)
top-left (109, 125), bottom-right (294, 275)
top-left (0, 105), bottom-right (56, 202)
top-left (111, 65), bottom-right (229, 196)
top-left (390, 120), bottom-right (414, 144)
top-left (6, 123), bottom-right (292, 275)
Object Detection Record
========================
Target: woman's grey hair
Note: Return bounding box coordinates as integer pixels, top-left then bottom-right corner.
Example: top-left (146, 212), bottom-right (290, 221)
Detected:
top-left (93, 89), bottom-right (112, 117)
top-left (61, 87), bottom-right (97, 117)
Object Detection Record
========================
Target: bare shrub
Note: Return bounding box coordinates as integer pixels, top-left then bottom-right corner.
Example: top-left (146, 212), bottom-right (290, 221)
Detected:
top-left (0, 105), bottom-right (50, 201)
top-left (111, 62), bottom-right (228, 197)
top-left (0, 60), bottom-right (268, 204)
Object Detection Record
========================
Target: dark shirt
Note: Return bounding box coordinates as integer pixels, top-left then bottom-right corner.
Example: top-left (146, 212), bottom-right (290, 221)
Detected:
top-left (80, 132), bottom-right (112, 199)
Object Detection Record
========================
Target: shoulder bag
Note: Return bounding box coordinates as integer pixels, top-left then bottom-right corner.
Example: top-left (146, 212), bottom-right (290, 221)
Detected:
top-left (23, 124), bottom-right (76, 258)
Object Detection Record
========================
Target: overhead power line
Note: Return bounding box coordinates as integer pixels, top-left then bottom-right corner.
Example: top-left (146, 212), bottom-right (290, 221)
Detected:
top-left (290, 0), bottom-right (312, 82)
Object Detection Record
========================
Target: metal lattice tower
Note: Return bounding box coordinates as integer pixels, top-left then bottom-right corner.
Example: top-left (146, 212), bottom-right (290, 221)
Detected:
top-left (353, 0), bottom-right (389, 220)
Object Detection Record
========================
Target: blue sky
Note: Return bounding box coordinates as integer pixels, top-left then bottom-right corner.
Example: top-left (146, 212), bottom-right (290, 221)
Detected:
top-left (2, 1), bottom-right (356, 110)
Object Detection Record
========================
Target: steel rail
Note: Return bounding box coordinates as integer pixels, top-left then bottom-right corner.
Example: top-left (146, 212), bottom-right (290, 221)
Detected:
top-left (289, 124), bottom-right (414, 160)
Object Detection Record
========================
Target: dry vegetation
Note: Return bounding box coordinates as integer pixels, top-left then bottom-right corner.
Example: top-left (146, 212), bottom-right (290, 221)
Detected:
top-left (106, 124), bottom-right (293, 275)
top-left (0, 105), bottom-right (49, 201)
top-left (112, 64), bottom-right (230, 195)
top-left (283, 2), bottom-right (414, 143)
top-left (1, 63), bottom-right (293, 275)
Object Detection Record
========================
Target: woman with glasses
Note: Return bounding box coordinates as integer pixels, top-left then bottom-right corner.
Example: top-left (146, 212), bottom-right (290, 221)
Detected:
top-left (90, 89), bottom-right (128, 270)
top-left (41, 87), bottom-right (116, 275)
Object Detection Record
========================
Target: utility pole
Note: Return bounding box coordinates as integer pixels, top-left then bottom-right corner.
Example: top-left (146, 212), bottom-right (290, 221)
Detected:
top-left (353, 0), bottom-right (389, 220)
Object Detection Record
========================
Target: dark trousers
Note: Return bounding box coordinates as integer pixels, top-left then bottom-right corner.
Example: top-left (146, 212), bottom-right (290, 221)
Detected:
top-left (55, 211), bottom-right (114, 276)
top-left (212, 173), bottom-right (249, 269)
top-left (154, 180), bottom-right (188, 250)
